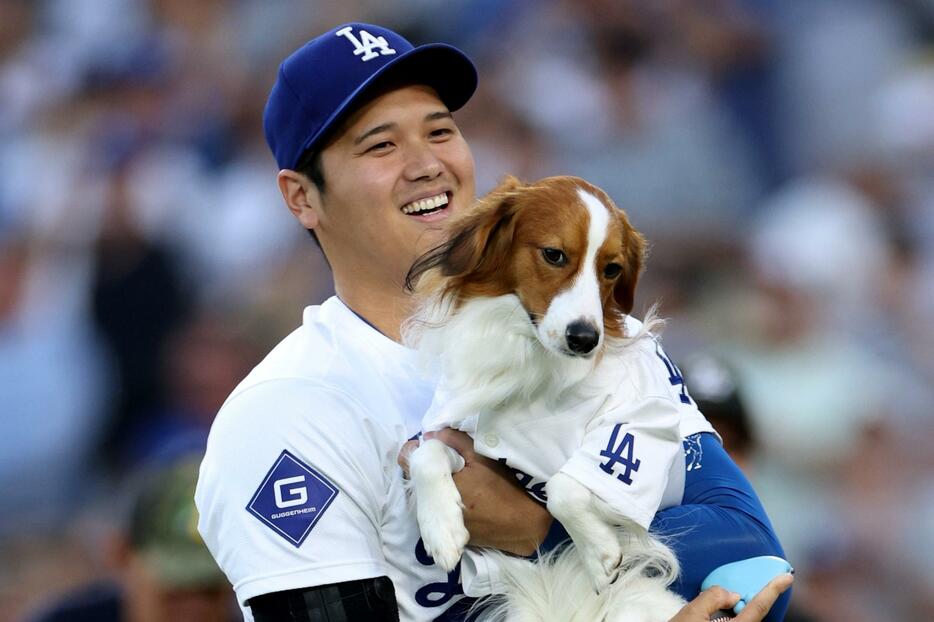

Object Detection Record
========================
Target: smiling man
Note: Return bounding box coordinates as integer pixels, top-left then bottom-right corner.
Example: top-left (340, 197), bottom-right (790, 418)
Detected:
top-left (195, 22), bottom-right (791, 622)
top-left (195, 23), bottom-right (552, 622)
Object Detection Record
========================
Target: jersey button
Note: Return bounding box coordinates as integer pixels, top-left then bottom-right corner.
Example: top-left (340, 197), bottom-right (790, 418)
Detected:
top-left (484, 432), bottom-right (499, 448)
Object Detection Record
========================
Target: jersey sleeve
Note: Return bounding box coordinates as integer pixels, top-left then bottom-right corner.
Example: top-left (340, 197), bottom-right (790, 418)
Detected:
top-left (557, 396), bottom-right (683, 530)
top-left (458, 548), bottom-right (512, 598)
top-left (195, 379), bottom-right (392, 606)
top-left (558, 338), bottom-right (698, 529)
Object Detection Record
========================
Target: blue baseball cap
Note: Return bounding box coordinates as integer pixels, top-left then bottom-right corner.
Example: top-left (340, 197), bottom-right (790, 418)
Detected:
top-left (263, 23), bottom-right (478, 171)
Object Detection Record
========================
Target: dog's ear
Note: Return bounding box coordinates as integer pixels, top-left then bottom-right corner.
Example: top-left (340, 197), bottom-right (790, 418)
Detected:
top-left (442, 176), bottom-right (525, 276)
top-left (405, 182), bottom-right (523, 292)
top-left (444, 194), bottom-right (520, 277)
top-left (613, 217), bottom-right (646, 315)
top-left (493, 174), bottom-right (523, 194)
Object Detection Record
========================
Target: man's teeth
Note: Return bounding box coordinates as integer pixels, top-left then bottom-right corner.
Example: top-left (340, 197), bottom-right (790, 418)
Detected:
top-left (402, 193), bottom-right (448, 214)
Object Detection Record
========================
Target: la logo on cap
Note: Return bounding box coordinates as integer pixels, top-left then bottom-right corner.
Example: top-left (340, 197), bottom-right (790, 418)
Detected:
top-left (335, 26), bottom-right (397, 61)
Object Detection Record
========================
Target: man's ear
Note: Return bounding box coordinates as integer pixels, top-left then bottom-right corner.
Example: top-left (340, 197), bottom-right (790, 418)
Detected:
top-left (277, 169), bottom-right (321, 230)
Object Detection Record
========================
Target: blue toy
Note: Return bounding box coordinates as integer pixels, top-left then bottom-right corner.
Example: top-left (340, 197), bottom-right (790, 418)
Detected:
top-left (701, 556), bottom-right (794, 616)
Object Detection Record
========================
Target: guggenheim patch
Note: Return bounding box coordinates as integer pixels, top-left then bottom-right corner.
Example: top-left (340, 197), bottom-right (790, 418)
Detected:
top-left (246, 450), bottom-right (338, 547)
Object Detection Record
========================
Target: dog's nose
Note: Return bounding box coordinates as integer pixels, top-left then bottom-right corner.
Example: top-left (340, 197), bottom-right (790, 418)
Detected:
top-left (566, 321), bottom-right (600, 354)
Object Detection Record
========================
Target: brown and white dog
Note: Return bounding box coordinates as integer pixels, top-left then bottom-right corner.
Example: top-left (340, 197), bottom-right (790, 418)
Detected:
top-left (403, 176), bottom-right (688, 622)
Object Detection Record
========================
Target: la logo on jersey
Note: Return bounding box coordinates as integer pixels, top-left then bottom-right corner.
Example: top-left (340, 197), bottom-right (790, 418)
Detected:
top-left (335, 26), bottom-right (396, 61)
top-left (247, 450), bottom-right (338, 547)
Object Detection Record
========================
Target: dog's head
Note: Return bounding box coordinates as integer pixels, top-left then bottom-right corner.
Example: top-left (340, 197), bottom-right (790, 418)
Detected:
top-left (406, 175), bottom-right (646, 357)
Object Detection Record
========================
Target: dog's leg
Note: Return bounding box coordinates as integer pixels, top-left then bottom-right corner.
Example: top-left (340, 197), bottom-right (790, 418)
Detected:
top-left (546, 473), bottom-right (623, 594)
top-left (409, 438), bottom-right (470, 572)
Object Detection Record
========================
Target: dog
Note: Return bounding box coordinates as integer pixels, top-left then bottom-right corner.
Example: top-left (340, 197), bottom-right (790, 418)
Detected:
top-left (403, 175), bottom-right (692, 621)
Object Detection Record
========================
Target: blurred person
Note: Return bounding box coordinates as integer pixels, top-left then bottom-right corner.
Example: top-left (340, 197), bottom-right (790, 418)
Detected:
top-left (680, 354), bottom-right (755, 473)
top-left (166, 81), bottom-right (313, 305)
top-left (0, 0), bottom-right (35, 129)
top-left (867, 61), bottom-right (934, 383)
top-left (24, 458), bottom-right (237, 622)
top-left (770, 0), bottom-right (917, 172)
top-left (0, 226), bottom-right (107, 534)
top-left (196, 22), bottom-right (789, 622)
top-left (789, 416), bottom-right (934, 622)
top-left (661, 0), bottom-right (786, 189)
top-left (119, 310), bottom-right (259, 467)
top-left (0, 0), bottom-right (82, 133)
top-left (716, 177), bottom-right (909, 582)
top-left (90, 160), bottom-right (189, 471)
top-left (679, 355), bottom-right (827, 622)
top-left (0, 0), bottom-right (31, 60)
top-left (454, 83), bottom-right (556, 195)
top-left (488, 1), bottom-right (761, 241)
top-left (230, 238), bottom-right (336, 350)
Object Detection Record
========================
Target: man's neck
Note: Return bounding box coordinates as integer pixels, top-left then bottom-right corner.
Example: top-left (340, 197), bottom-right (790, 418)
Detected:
top-left (333, 280), bottom-right (412, 342)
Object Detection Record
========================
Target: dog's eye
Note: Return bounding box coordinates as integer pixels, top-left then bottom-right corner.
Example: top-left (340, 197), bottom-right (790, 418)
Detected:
top-left (542, 248), bottom-right (568, 267)
top-left (603, 263), bottom-right (622, 278)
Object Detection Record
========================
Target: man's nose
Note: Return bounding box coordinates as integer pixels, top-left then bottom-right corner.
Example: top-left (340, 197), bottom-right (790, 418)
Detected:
top-left (404, 144), bottom-right (444, 181)
top-left (565, 320), bottom-right (600, 355)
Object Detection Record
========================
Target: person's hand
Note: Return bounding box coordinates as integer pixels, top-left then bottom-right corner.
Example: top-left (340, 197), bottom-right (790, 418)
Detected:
top-left (669, 573), bottom-right (794, 622)
top-left (398, 429), bottom-right (552, 556)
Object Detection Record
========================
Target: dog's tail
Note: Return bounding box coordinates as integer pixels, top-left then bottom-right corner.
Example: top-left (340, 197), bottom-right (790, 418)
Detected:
top-left (470, 534), bottom-right (685, 622)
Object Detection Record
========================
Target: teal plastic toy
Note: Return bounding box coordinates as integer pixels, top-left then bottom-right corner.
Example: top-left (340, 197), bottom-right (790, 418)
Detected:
top-left (700, 555), bottom-right (794, 616)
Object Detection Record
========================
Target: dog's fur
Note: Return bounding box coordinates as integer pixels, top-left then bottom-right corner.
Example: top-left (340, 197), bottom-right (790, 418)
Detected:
top-left (403, 176), bottom-right (685, 622)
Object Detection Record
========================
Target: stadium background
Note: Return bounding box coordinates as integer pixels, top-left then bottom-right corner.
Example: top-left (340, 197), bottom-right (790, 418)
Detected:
top-left (1, 0), bottom-right (932, 620)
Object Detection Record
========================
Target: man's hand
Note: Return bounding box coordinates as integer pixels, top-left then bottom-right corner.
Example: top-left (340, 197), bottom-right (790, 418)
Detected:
top-left (669, 574), bottom-right (793, 622)
top-left (398, 429), bottom-right (552, 556)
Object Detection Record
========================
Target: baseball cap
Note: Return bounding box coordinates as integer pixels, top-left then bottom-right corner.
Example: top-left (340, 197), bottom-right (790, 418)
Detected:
top-left (681, 354), bottom-right (752, 444)
top-left (128, 459), bottom-right (226, 589)
top-left (264, 23), bottom-right (478, 171)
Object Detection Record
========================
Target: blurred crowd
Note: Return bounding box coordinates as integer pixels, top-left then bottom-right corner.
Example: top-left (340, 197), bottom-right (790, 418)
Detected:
top-left (0, 0), bottom-right (932, 620)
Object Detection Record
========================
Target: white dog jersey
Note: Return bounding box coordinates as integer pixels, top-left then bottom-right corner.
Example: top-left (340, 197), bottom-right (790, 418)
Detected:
top-left (421, 316), bottom-right (717, 530)
top-left (195, 297), bottom-right (503, 621)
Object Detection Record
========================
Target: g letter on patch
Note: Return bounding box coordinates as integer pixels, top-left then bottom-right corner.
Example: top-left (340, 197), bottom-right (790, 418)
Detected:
top-left (247, 450), bottom-right (338, 547)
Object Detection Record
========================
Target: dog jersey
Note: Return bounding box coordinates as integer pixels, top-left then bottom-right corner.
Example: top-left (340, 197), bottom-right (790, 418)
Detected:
top-left (422, 317), bottom-right (717, 530)
top-left (196, 297), bottom-right (500, 621)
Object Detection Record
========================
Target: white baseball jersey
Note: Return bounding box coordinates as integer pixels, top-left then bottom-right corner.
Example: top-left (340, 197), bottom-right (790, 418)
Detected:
top-left (196, 297), bottom-right (497, 621)
top-left (422, 316), bottom-right (717, 530)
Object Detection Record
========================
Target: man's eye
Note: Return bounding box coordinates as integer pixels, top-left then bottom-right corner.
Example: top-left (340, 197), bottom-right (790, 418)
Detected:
top-left (604, 263), bottom-right (622, 278)
top-left (366, 141), bottom-right (393, 153)
top-left (542, 248), bottom-right (568, 266)
top-left (430, 128), bottom-right (453, 138)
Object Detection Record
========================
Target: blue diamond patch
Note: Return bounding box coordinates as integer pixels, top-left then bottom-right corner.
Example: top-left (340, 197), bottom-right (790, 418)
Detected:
top-left (246, 450), bottom-right (338, 547)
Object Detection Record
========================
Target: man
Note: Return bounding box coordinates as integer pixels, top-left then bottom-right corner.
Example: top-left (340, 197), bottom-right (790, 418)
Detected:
top-left (31, 458), bottom-right (235, 622)
top-left (680, 354), bottom-right (756, 472)
top-left (195, 23), bottom-right (790, 621)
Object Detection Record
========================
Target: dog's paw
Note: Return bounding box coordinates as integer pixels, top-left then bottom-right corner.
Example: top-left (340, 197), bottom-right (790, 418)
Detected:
top-left (419, 506), bottom-right (469, 572)
top-left (416, 478), bottom-right (469, 572)
top-left (581, 541), bottom-right (623, 594)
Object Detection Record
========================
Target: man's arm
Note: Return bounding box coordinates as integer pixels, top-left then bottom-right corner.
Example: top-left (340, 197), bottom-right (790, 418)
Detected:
top-left (197, 381), bottom-right (394, 613)
top-left (399, 430), bottom-right (553, 556)
top-left (425, 429), bottom-right (553, 555)
top-left (650, 433), bottom-right (790, 621)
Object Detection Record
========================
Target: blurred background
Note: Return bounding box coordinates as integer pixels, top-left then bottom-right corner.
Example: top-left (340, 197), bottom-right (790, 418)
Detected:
top-left (1, 0), bottom-right (932, 620)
